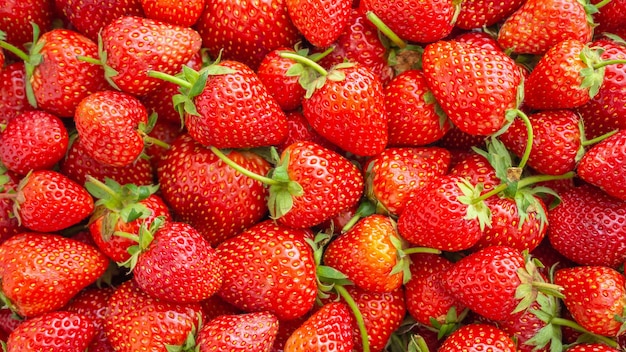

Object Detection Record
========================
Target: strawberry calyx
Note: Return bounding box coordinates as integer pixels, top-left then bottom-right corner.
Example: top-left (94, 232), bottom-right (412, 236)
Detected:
top-left (514, 252), bottom-right (564, 314)
top-left (580, 45), bottom-right (626, 99)
top-left (116, 215), bottom-right (167, 271)
top-left (280, 50), bottom-right (354, 98)
top-left (137, 112), bottom-right (171, 156)
top-left (429, 306), bottom-right (469, 340)
top-left (164, 313), bottom-right (202, 352)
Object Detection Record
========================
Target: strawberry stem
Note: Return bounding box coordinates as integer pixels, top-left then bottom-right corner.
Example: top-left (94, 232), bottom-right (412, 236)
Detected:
top-left (594, 0), bottom-right (613, 8)
top-left (516, 172), bottom-right (575, 189)
top-left (581, 128), bottom-right (619, 147)
top-left (550, 317), bottom-right (619, 348)
top-left (0, 40), bottom-right (29, 62)
top-left (403, 247), bottom-right (442, 255)
top-left (142, 135), bottom-right (170, 149)
top-left (592, 58), bottom-right (626, 68)
top-left (147, 70), bottom-right (193, 89)
top-left (334, 284), bottom-right (371, 352)
top-left (279, 52), bottom-right (329, 76)
top-left (113, 231), bottom-right (140, 242)
top-left (365, 11), bottom-right (407, 49)
top-left (507, 109), bottom-right (534, 170)
top-left (209, 147), bottom-right (280, 186)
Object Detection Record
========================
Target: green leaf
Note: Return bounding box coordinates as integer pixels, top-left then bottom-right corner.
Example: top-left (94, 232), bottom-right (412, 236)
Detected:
top-left (119, 203), bottom-right (150, 223)
top-left (326, 69), bottom-right (346, 82)
top-left (457, 179), bottom-right (492, 230)
top-left (187, 68), bottom-right (209, 99)
top-left (267, 187), bottom-right (295, 219)
top-left (317, 265), bottom-right (349, 280)
top-left (286, 62), bottom-right (305, 77)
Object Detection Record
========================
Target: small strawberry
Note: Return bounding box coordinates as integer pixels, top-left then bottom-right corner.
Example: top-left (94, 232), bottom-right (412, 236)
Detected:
top-left (455, 0), bottom-right (525, 29)
top-left (196, 311), bottom-right (279, 352)
top-left (256, 47), bottom-right (307, 112)
top-left (0, 63), bottom-right (35, 126)
top-left (283, 302), bottom-right (355, 352)
top-left (5, 311), bottom-right (96, 351)
top-left (139, 0), bottom-right (205, 26)
top-left (64, 287), bottom-right (116, 352)
top-left (216, 220), bottom-right (317, 321)
top-left (286, 0), bottom-right (352, 48)
top-left (438, 323), bottom-right (517, 351)
top-left (0, 232), bottom-right (109, 318)
top-left (448, 151), bottom-right (500, 192)
top-left (200, 295), bottom-right (241, 322)
top-left (577, 129), bottom-right (626, 201)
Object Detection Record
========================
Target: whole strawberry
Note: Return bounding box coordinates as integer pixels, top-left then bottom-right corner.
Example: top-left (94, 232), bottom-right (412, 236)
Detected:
top-left (0, 232), bottom-right (109, 317)
top-left (438, 323), bottom-right (517, 351)
top-left (257, 47), bottom-right (307, 112)
top-left (286, 0), bottom-right (352, 48)
top-left (577, 129), bottom-right (626, 201)
top-left (283, 302), bottom-right (354, 352)
top-left (196, 311), bottom-right (279, 352)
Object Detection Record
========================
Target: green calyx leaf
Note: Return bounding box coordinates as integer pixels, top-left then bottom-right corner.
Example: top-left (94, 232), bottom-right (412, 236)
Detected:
top-left (85, 176), bottom-right (159, 212)
top-left (267, 151), bottom-right (303, 220)
top-left (579, 46), bottom-right (606, 99)
top-left (117, 216), bottom-right (166, 271)
top-left (514, 252), bottom-right (564, 315)
top-left (429, 306), bottom-right (468, 340)
top-left (473, 136), bottom-right (516, 185)
top-left (456, 178), bottom-right (492, 231)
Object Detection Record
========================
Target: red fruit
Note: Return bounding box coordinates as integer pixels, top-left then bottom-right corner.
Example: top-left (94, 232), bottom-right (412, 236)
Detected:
top-left (283, 302), bottom-right (354, 352)
top-left (196, 311), bottom-right (279, 352)
top-left (196, 0), bottom-right (301, 69)
top-left (385, 70), bottom-right (452, 147)
top-left (0, 0), bottom-right (53, 51)
top-left (139, 0), bottom-right (205, 26)
top-left (454, 31), bottom-right (503, 52)
top-left (257, 47), bottom-right (307, 112)
top-left (0, 170), bottom-right (23, 244)
top-left (555, 266), bottom-right (626, 337)
top-left (64, 287), bottom-right (116, 352)
top-left (275, 111), bottom-right (338, 154)
top-left (496, 299), bottom-right (553, 352)
top-left (567, 344), bottom-right (622, 352)
top-left (200, 295), bottom-right (241, 322)
top-left (592, 0), bottom-right (626, 39)
top-left (497, 0), bottom-right (593, 55)
top-left (216, 220), bottom-right (317, 321)
top-left (0, 110), bottom-right (69, 175)
top-left (547, 184), bottom-right (626, 268)
top-left (101, 15), bottom-right (202, 96)
top-left (0, 63), bottom-right (34, 126)
top-left (6, 311), bottom-right (96, 351)
top-left (448, 151), bottom-right (500, 192)
top-left (286, 0), bottom-right (352, 48)
top-left (74, 90), bottom-right (149, 167)
top-left (438, 323), bottom-right (517, 351)
top-left (0, 232), bottom-right (109, 317)
top-left (422, 40), bottom-right (523, 136)
top-left (437, 125), bottom-right (488, 150)
top-left (157, 134), bottom-right (271, 245)
top-left (577, 129), bottom-right (626, 201)
top-left (456, 0), bottom-right (525, 29)
top-left (143, 119), bottom-right (183, 170)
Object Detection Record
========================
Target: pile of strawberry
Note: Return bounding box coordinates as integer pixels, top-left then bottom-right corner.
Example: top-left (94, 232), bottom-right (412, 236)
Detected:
top-left (1, 0), bottom-right (626, 351)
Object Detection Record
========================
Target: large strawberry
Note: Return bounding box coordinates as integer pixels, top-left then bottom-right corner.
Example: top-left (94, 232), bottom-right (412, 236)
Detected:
top-left (577, 129), bottom-right (626, 200)
top-left (286, 0), bottom-right (352, 48)
top-left (196, 311), bottom-right (279, 351)
top-left (422, 39), bottom-right (523, 136)
top-left (438, 323), bottom-right (517, 351)
top-left (283, 302), bottom-right (354, 352)
top-left (0, 232), bottom-right (109, 318)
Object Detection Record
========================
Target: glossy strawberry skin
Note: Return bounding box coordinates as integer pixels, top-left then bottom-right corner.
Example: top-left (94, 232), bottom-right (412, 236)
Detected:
top-left (591, 0), bottom-right (626, 39)
top-left (566, 343), bottom-right (622, 352)
top-left (283, 302), bottom-right (354, 352)
top-left (448, 151), bottom-right (500, 192)
top-left (438, 323), bottom-right (517, 351)
top-left (139, 0), bottom-right (204, 26)
top-left (577, 129), bottom-right (626, 201)
top-left (286, 0), bottom-right (352, 48)
top-left (456, 0), bottom-right (525, 29)
top-left (274, 111), bottom-right (338, 154)
top-left (257, 47), bottom-right (306, 112)
top-left (0, 0), bottom-right (53, 51)
top-left (64, 287), bottom-right (116, 352)
top-left (6, 311), bottom-right (96, 351)
top-left (422, 40), bottom-right (523, 136)
top-left (216, 220), bottom-right (317, 321)
top-left (0, 63), bottom-right (35, 126)
top-left (196, 311), bottom-right (279, 352)
top-left (0, 232), bottom-right (109, 318)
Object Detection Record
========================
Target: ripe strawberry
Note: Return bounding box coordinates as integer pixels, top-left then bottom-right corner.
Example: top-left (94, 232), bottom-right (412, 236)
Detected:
top-left (547, 184), bottom-right (626, 268)
top-left (448, 151), bottom-right (500, 192)
top-left (361, 0), bottom-right (459, 44)
top-left (0, 169), bottom-right (23, 244)
top-left (0, 110), bottom-right (69, 175)
top-left (384, 70), bottom-right (452, 147)
top-left (7, 170), bottom-right (94, 233)
top-left (256, 47), bottom-right (307, 112)
top-left (283, 302), bottom-right (354, 352)
top-left (157, 134), bottom-right (271, 245)
top-left (0, 232), bottom-right (109, 318)
top-left (196, 311), bottom-right (279, 352)
top-left (216, 220), bottom-right (317, 321)
top-left (577, 128), bottom-right (626, 201)
top-left (5, 311), bottom-right (96, 351)
top-left (567, 344), bottom-right (622, 352)
top-left (453, 31), bottom-right (503, 52)
top-left (500, 109), bottom-right (583, 176)
top-left (0, 63), bottom-right (34, 126)
top-left (592, 0), bottom-right (626, 39)
top-left (64, 287), bottom-right (116, 352)
top-left (139, 0), bottom-right (205, 26)
top-left (103, 280), bottom-right (204, 352)
top-left (437, 125), bottom-right (488, 150)
top-left (422, 39), bottom-right (523, 136)
top-left (496, 298), bottom-right (555, 352)
top-left (274, 111), bottom-right (339, 154)
top-left (195, 0), bottom-right (301, 69)
top-left (200, 294), bottom-right (241, 322)
top-left (555, 266), bottom-right (626, 337)
top-left (497, 0), bottom-right (593, 55)
top-left (0, 0), bottom-right (53, 52)
top-left (100, 15), bottom-right (202, 96)
top-left (455, 0), bottom-right (525, 29)
top-left (74, 90), bottom-right (151, 167)
top-left (365, 147), bottom-right (451, 216)
top-left (438, 323), bottom-right (517, 351)
top-left (286, 0), bottom-right (352, 48)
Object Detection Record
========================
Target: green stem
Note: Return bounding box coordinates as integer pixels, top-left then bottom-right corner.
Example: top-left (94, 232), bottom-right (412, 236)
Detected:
top-left (0, 40), bottom-right (30, 62)
top-left (550, 317), bottom-right (619, 348)
top-left (142, 135), bottom-right (170, 149)
top-left (113, 231), bottom-right (140, 242)
top-left (341, 201), bottom-right (376, 233)
top-left (209, 147), bottom-right (279, 186)
top-left (516, 172), bottom-right (575, 189)
top-left (582, 128), bottom-right (619, 147)
top-left (76, 55), bottom-right (102, 65)
top-left (511, 109), bottom-right (534, 170)
top-left (312, 46), bottom-right (335, 62)
top-left (531, 281), bottom-right (565, 298)
top-left (147, 70), bottom-right (193, 89)
top-left (403, 247), bottom-right (442, 255)
top-left (594, 0), bottom-right (613, 8)
top-left (593, 58), bottom-right (626, 69)
top-left (473, 183), bottom-right (508, 203)
top-left (365, 11), bottom-right (407, 49)
top-left (279, 52), bottom-right (329, 76)
top-left (334, 285), bottom-right (370, 352)
top-left (85, 176), bottom-right (120, 200)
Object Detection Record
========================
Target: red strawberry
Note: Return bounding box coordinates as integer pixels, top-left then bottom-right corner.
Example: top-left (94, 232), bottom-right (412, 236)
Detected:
top-left (577, 129), bottom-right (626, 200)
top-left (0, 110), bottom-right (69, 175)
top-left (365, 147), bottom-right (451, 216)
top-left (100, 15), bottom-right (201, 96)
top-left (384, 69), bottom-right (452, 147)
top-left (139, 0), bottom-right (205, 27)
top-left (275, 111), bottom-right (338, 154)
top-left (455, 0), bottom-right (525, 29)
top-left (448, 151), bottom-right (500, 192)
top-left (592, 0), bottom-right (626, 39)
top-left (5, 311), bottom-right (96, 351)
top-left (200, 294), bottom-right (241, 322)
top-left (103, 280), bottom-right (204, 352)
top-left (0, 169), bottom-right (23, 244)
top-left (283, 302), bottom-right (354, 352)
top-left (64, 287), bottom-right (116, 352)
top-left (438, 323), bottom-right (517, 351)
top-left (497, 0), bottom-right (593, 55)
top-left (437, 125), bottom-right (488, 150)
top-left (216, 220), bottom-right (317, 321)
top-left (547, 184), bottom-right (626, 268)
top-left (196, 311), bottom-right (279, 352)
top-left (286, 0), bottom-right (352, 48)
top-left (256, 47), bottom-right (307, 112)
top-left (0, 0), bottom-right (53, 52)
top-left (453, 31), bottom-right (503, 52)
top-left (555, 266), bottom-right (626, 337)
top-left (0, 63), bottom-right (35, 126)
top-left (422, 39), bottom-right (523, 136)
top-left (0, 232), bottom-right (109, 317)
top-left (157, 134), bottom-right (271, 245)
top-left (567, 344), bottom-right (622, 352)
top-left (195, 0), bottom-right (301, 69)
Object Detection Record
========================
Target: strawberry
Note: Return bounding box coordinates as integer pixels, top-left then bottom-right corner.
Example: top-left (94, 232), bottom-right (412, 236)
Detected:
top-left (496, 298), bottom-right (555, 352)
top-left (64, 287), bottom-right (116, 352)
top-left (143, 119), bottom-right (182, 170)
top-left (274, 111), bottom-right (339, 154)
top-left (195, 0), bottom-right (301, 69)
top-left (422, 39), bottom-right (523, 136)
top-left (455, 0), bottom-right (525, 29)
top-left (547, 184), bottom-right (626, 268)
top-left (256, 47), bottom-right (307, 112)
top-left (200, 294), bottom-right (241, 322)
top-left (0, 308), bottom-right (21, 341)
top-left (216, 220), bottom-right (317, 321)
top-left (0, 63), bottom-right (34, 126)
top-left (555, 266), bottom-right (626, 337)
top-left (139, 0), bottom-right (205, 27)
top-left (0, 0), bottom-right (53, 52)
top-left (448, 151), bottom-right (500, 192)
top-left (100, 15), bottom-right (202, 96)
top-left (103, 279), bottom-right (204, 352)
top-left (5, 170), bottom-right (94, 233)
top-left (157, 134), bottom-right (271, 245)
top-left (5, 311), bottom-right (96, 351)
top-left (384, 69), bottom-right (452, 147)
top-left (497, 0), bottom-right (593, 55)
top-left (453, 31), bottom-right (503, 52)
top-left (74, 90), bottom-right (152, 167)
top-left (0, 169), bottom-right (23, 244)
top-left (365, 147), bottom-right (451, 216)
top-left (438, 323), bottom-right (517, 351)
top-left (286, 0), bottom-right (352, 49)
top-left (437, 125), bottom-right (488, 150)
top-left (0, 110), bottom-right (69, 175)
top-left (126, 220), bottom-right (224, 304)
top-left (0, 232), bottom-right (109, 318)
top-left (500, 109), bottom-right (583, 176)
top-left (577, 129), bottom-right (626, 200)
top-left (592, 0), bottom-right (626, 39)
top-left (283, 302), bottom-right (354, 352)
top-left (196, 311), bottom-right (279, 352)
top-left (567, 344), bottom-right (622, 352)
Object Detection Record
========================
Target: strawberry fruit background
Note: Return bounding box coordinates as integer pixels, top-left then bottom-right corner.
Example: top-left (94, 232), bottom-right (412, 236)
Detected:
top-left (1, 0), bottom-right (626, 351)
